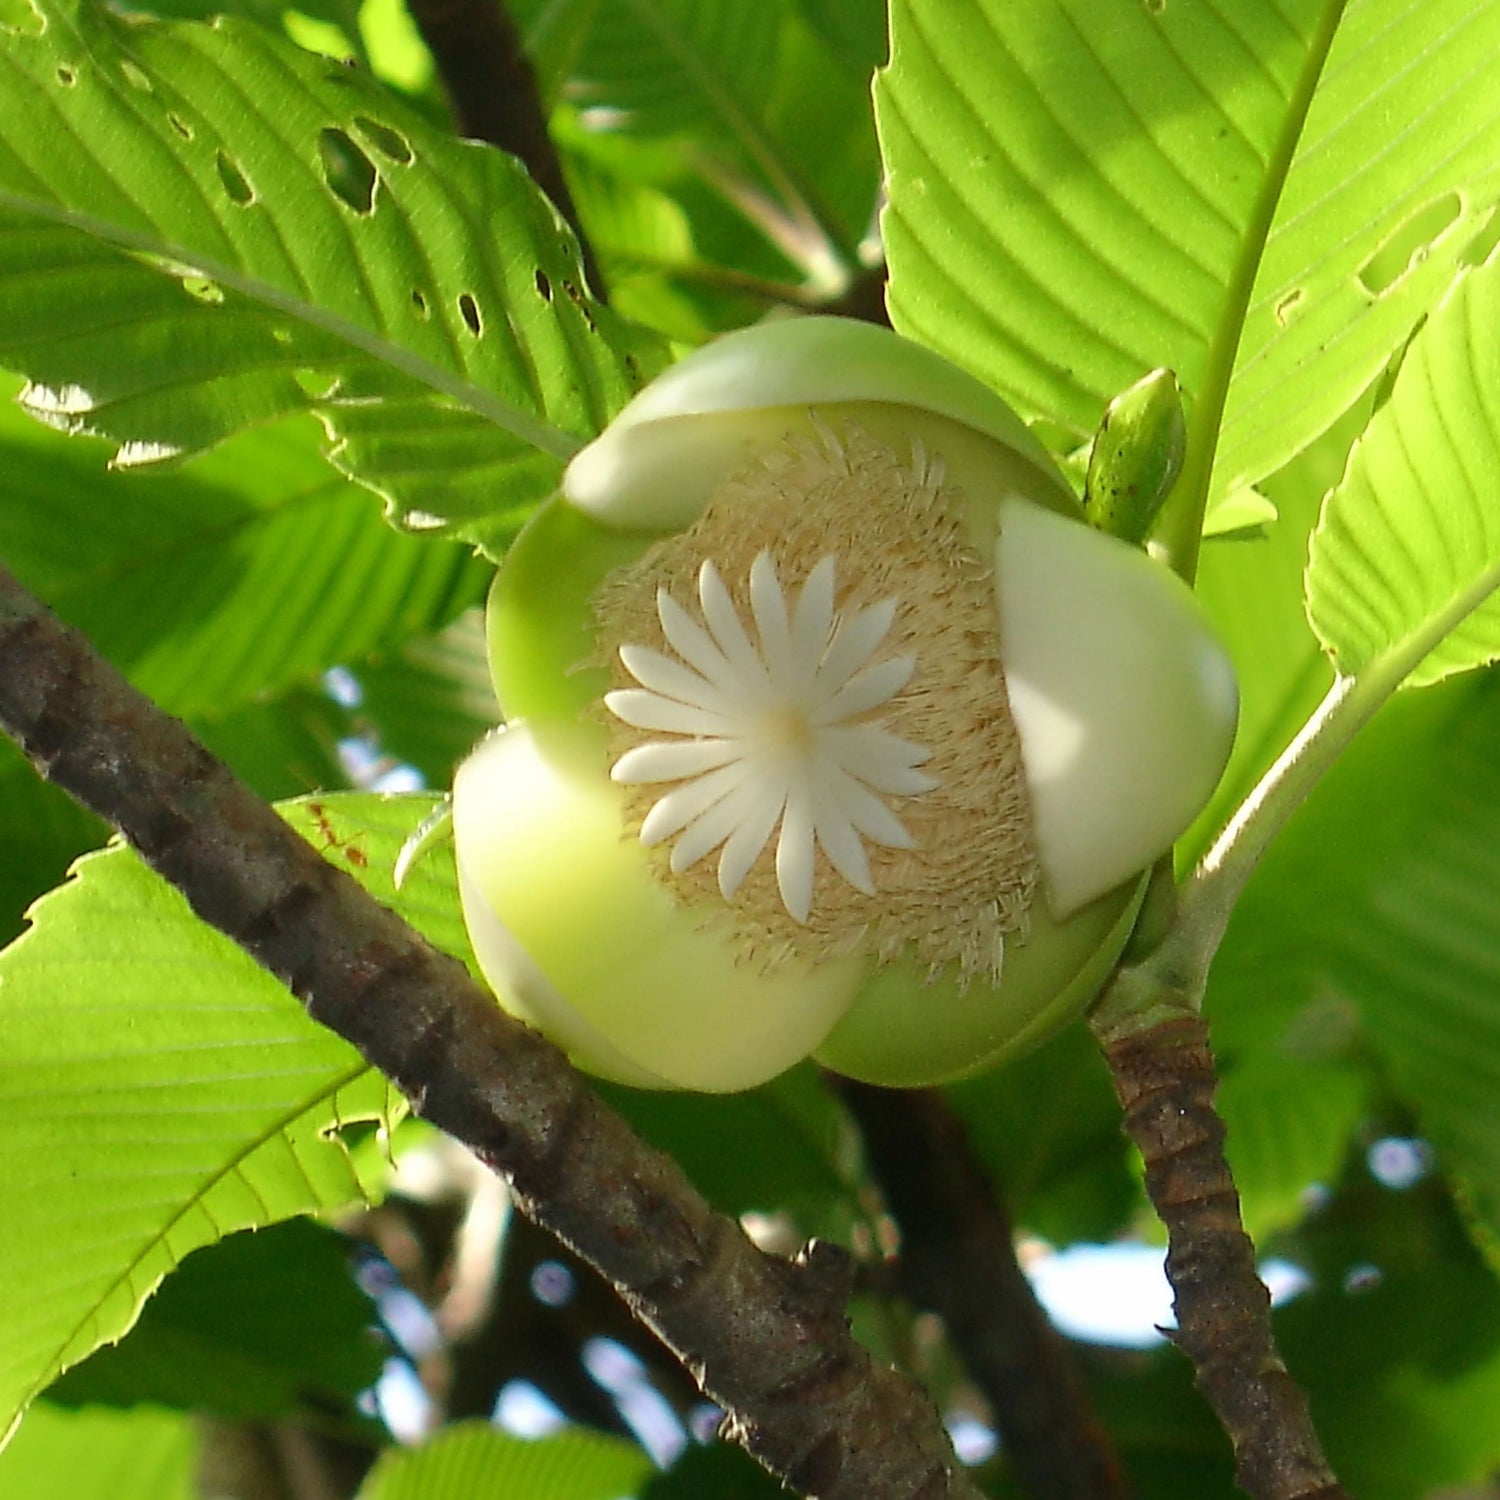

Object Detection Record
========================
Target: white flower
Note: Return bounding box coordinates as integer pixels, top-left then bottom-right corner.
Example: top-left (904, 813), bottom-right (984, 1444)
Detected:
top-left (605, 551), bottom-right (938, 924)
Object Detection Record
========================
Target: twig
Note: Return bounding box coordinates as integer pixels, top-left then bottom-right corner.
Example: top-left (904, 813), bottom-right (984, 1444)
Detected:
top-left (1092, 1011), bottom-right (1350, 1500)
top-left (403, 0), bottom-right (604, 297)
top-left (834, 1080), bottom-right (1132, 1500)
top-left (0, 561), bottom-right (981, 1500)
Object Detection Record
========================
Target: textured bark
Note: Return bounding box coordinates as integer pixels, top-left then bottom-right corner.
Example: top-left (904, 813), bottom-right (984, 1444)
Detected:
top-left (835, 1080), bottom-right (1132, 1500)
top-left (1100, 1014), bottom-right (1350, 1500)
top-left (403, 0), bottom-right (604, 296)
top-left (0, 563), bottom-right (980, 1500)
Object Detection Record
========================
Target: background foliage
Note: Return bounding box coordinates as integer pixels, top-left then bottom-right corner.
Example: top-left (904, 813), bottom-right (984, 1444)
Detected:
top-left (3, 0), bottom-right (1500, 1496)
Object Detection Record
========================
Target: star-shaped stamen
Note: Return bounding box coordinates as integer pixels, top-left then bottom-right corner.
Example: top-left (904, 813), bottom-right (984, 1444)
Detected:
top-left (605, 551), bottom-right (938, 922)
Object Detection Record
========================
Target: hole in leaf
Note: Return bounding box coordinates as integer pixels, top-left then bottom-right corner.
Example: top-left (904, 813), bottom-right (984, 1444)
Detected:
top-left (168, 112), bottom-right (193, 140)
top-left (410, 288), bottom-right (429, 319)
top-left (318, 126), bottom-right (377, 215)
top-left (215, 150), bottom-right (254, 206)
top-left (561, 279), bottom-right (597, 332)
top-left (295, 368), bottom-right (340, 399)
top-left (119, 58), bottom-right (152, 92)
top-left (1461, 204), bottom-right (1500, 269)
top-left (1274, 288), bottom-right (1304, 327)
top-left (0, 0), bottom-right (45, 37)
top-left (272, 326), bottom-right (293, 346)
top-left (458, 292), bottom-right (482, 335)
top-left (55, 63), bottom-right (75, 85)
top-left (1356, 192), bottom-right (1463, 297)
top-left (1143, 0), bottom-right (1165, 12)
top-left (354, 115), bottom-right (413, 165)
top-left (182, 276), bottom-right (225, 305)
top-left (534, 269), bottom-right (552, 302)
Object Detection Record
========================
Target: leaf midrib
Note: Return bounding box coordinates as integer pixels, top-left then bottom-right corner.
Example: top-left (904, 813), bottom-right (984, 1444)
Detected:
top-left (0, 191), bottom-right (584, 463)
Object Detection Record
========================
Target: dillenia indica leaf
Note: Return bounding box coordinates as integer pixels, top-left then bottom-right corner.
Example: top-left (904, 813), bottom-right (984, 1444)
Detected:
top-left (0, 0), bottom-right (661, 553)
top-left (1306, 251), bottom-right (1500, 692)
top-left (1083, 368), bottom-right (1186, 547)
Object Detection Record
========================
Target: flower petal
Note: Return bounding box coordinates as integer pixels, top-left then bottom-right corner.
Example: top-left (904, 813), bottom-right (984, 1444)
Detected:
top-left (639, 761), bottom-right (746, 844)
top-left (774, 782), bottom-right (817, 923)
top-left (612, 738), bottom-right (741, 784)
top-left (605, 687), bottom-right (739, 736)
top-left (617, 644), bottom-right (735, 714)
top-left (813, 653), bottom-right (916, 724)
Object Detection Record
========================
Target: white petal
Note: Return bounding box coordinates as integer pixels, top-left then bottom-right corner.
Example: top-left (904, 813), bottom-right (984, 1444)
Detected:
top-left (698, 560), bottom-right (772, 698)
top-left (611, 738), bottom-right (741, 784)
top-left (605, 687), bottom-right (738, 736)
top-left (715, 780), bottom-right (786, 900)
top-left (792, 556), bottom-right (837, 667)
top-left (823, 764), bottom-right (917, 850)
top-left (774, 785), bottom-right (817, 923)
top-left (748, 551), bottom-right (795, 684)
top-left (813, 653), bottom-right (916, 724)
top-left (817, 597), bottom-right (898, 694)
top-left (638, 762), bottom-right (746, 844)
top-left (811, 789), bottom-right (875, 895)
top-left (656, 588), bottom-right (737, 688)
top-left (669, 783), bottom-right (766, 873)
top-left (618, 644), bottom-right (735, 714)
top-left (821, 726), bottom-right (940, 794)
top-left (996, 497), bottom-right (1237, 915)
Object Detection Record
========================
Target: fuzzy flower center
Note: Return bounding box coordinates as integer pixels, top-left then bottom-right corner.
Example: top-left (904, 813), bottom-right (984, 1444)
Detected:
top-left (592, 419), bottom-right (1039, 983)
top-left (606, 551), bottom-right (939, 924)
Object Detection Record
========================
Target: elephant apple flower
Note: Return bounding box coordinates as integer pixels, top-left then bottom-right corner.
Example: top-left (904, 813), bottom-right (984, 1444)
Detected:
top-left (453, 317), bottom-right (1237, 1091)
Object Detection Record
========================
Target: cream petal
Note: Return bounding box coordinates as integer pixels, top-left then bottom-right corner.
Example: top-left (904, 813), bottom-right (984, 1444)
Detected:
top-left (617, 644), bottom-right (735, 714)
top-left (656, 588), bottom-right (737, 689)
top-left (698, 560), bottom-right (773, 698)
top-left (823, 763), bottom-right (917, 849)
top-left (816, 597), bottom-right (897, 694)
top-left (611, 737), bottom-right (741, 784)
top-left (813, 653), bottom-right (916, 724)
top-left (639, 761), bottom-right (747, 844)
top-left (605, 688), bottom-right (738, 737)
top-left (774, 784), bottom-right (817, 923)
top-left (748, 550), bottom-right (795, 682)
top-left (715, 780), bottom-right (787, 900)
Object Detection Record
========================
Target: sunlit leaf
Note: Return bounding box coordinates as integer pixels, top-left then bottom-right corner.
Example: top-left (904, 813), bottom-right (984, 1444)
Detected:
top-left (356, 1421), bottom-right (651, 1500)
top-left (0, 792), bottom-right (461, 1440)
top-left (1307, 253), bottom-right (1500, 690)
top-left (879, 0), bottom-right (1500, 524)
top-left (0, 0), bottom-right (656, 550)
top-left (0, 1404), bottom-right (198, 1499)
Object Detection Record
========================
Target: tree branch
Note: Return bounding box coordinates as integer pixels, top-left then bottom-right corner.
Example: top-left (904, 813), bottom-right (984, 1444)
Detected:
top-left (0, 560), bottom-right (980, 1500)
top-left (403, 0), bottom-right (604, 297)
top-left (834, 1080), bottom-right (1132, 1500)
top-left (1093, 1012), bottom-right (1349, 1500)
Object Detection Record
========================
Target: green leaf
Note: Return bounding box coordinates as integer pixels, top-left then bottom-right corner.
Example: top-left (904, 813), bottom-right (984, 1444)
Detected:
top-left (0, 0), bottom-right (655, 549)
top-left (1307, 253), bottom-right (1500, 691)
top-left (1207, 672), bottom-right (1500, 1243)
top-left (46, 1219), bottom-right (384, 1424)
top-left (878, 0), bottom-right (1500, 528)
top-left (355, 1422), bottom-right (651, 1500)
top-left (0, 1403), bottom-right (199, 1498)
top-left (355, 606), bottom-right (499, 787)
top-left (2, 404), bottom-right (490, 719)
top-left (0, 792), bottom-right (463, 1441)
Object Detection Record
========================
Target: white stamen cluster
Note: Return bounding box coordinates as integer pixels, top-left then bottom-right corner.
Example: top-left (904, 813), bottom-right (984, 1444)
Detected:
top-left (605, 551), bottom-right (938, 923)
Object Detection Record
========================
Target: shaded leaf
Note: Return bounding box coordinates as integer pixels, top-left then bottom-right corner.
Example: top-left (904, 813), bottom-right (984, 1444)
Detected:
top-left (1208, 671), bottom-right (1500, 1242)
top-left (47, 1219), bottom-right (384, 1425)
top-left (2, 405), bottom-right (490, 720)
top-left (1307, 253), bottom-right (1500, 690)
top-left (0, 0), bottom-right (656, 549)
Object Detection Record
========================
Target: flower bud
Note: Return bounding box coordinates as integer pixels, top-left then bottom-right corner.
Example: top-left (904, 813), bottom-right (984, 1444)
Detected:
top-left (454, 317), bottom-right (1237, 1090)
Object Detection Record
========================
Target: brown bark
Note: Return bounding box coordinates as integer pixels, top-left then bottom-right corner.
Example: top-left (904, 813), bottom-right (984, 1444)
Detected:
top-left (1099, 1014), bottom-right (1350, 1500)
top-left (0, 562), bottom-right (980, 1500)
